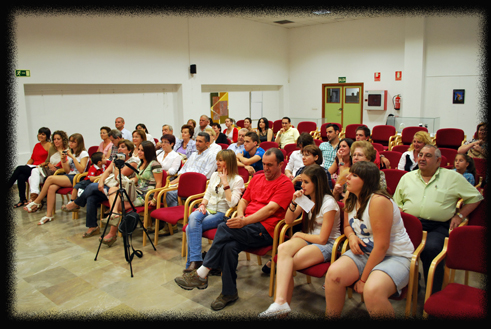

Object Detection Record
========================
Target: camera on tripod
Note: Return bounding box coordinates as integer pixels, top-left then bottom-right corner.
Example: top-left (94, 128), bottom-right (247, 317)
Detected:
top-left (114, 153), bottom-right (126, 169)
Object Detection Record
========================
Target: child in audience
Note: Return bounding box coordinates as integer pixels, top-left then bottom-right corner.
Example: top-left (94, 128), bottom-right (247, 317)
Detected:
top-left (62, 152), bottom-right (107, 212)
top-left (259, 164), bottom-right (340, 318)
top-left (453, 153), bottom-right (476, 186)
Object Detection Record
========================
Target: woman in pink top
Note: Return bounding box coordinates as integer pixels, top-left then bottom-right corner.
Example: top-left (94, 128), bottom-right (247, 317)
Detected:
top-left (9, 127), bottom-right (51, 208)
top-left (97, 126), bottom-right (113, 160)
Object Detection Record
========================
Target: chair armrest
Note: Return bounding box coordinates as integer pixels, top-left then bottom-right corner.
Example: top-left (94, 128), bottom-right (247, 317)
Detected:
top-left (331, 234), bottom-right (347, 263)
top-left (424, 236), bottom-right (449, 304)
top-left (155, 186), bottom-right (178, 209)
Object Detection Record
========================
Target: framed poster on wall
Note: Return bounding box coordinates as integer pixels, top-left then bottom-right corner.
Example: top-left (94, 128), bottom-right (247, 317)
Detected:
top-left (453, 89), bottom-right (465, 104)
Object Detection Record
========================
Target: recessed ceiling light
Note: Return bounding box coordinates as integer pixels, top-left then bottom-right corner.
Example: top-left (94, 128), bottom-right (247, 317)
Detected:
top-left (313, 10), bottom-right (331, 15)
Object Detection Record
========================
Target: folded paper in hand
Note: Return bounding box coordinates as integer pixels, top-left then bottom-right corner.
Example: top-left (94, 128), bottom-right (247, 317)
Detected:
top-left (295, 194), bottom-right (315, 213)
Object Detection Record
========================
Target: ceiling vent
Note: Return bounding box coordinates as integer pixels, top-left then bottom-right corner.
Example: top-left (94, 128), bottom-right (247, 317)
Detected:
top-left (274, 20), bottom-right (294, 25)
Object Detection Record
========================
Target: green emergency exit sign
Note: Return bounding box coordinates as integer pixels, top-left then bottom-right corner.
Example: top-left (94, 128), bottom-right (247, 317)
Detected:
top-left (338, 77), bottom-right (346, 83)
top-left (16, 70), bottom-right (30, 77)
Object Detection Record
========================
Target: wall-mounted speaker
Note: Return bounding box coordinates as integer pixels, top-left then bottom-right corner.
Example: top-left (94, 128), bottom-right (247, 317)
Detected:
top-left (190, 64), bottom-right (197, 74)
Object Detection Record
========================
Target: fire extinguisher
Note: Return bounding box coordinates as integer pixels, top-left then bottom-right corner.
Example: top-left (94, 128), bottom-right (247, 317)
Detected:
top-left (393, 94), bottom-right (401, 110)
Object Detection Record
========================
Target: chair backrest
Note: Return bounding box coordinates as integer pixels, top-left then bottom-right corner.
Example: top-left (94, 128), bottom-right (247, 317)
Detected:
top-left (236, 120), bottom-right (245, 129)
top-left (438, 155), bottom-right (448, 168)
top-left (400, 212), bottom-right (423, 250)
top-left (371, 125), bottom-right (397, 146)
top-left (154, 138), bottom-right (159, 145)
top-left (177, 172), bottom-right (207, 198)
top-left (314, 139), bottom-right (323, 146)
top-left (273, 120), bottom-right (283, 134)
top-left (473, 158), bottom-right (487, 183)
top-left (446, 226), bottom-right (486, 274)
top-left (160, 170), bottom-right (168, 188)
top-left (218, 143), bottom-right (229, 150)
top-left (438, 148), bottom-right (458, 167)
top-left (297, 121), bottom-right (317, 134)
top-left (435, 128), bottom-right (465, 149)
top-left (401, 126), bottom-right (428, 144)
top-left (283, 143), bottom-right (299, 158)
top-left (371, 142), bottom-right (385, 153)
top-left (380, 151), bottom-right (402, 169)
top-left (391, 144), bottom-right (409, 153)
top-left (467, 191), bottom-right (486, 226)
top-left (237, 166), bottom-right (251, 186)
top-left (260, 141), bottom-right (279, 151)
top-left (88, 145), bottom-right (99, 158)
top-left (382, 169), bottom-right (407, 195)
top-left (344, 124), bottom-right (367, 140)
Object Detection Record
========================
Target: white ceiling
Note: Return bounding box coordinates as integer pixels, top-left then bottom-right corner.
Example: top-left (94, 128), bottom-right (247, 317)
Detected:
top-left (238, 10), bottom-right (372, 29)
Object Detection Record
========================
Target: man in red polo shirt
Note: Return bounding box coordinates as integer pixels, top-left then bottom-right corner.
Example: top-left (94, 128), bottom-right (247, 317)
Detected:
top-left (174, 148), bottom-right (294, 311)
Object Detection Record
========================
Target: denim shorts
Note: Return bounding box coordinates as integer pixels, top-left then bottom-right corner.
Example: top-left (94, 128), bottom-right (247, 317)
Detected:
top-left (306, 239), bottom-right (335, 262)
top-left (65, 174), bottom-right (76, 185)
top-left (341, 250), bottom-right (411, 297)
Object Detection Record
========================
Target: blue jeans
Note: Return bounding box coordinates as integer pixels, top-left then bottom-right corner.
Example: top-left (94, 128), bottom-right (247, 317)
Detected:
top-left (74, 182), bottom-right (108, 228)
top-left (186, 210), bottom-right (226, 268)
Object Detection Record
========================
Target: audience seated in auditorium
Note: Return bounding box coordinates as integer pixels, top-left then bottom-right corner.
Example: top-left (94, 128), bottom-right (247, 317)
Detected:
top-left (174, 148), bottom-right (294, 311)
top-left (354, 126), bottom-right (389, 169)
top-left (63, 139), bottom-right (139, 239)
top-left (236, 131), bottom-right (265, 175)
top-left (193, 115), bottom-right (212, 140)
top-left (115, 117), bottom-right (132, 140)
top-left (393, 144), bottom-right (483, 295)
top-left (458, 122), bottom-right (487, 159)
top-left (164, 132), bottom-right (218, 234)
top-left (275, 117), bottom-right (300, 149)
top-left (257, 117), bottom-right (274, 143)
top-left (325, 161), bottom-right (414, 319)
top-left (319, 123), bottom-right (341, 170)
top-left (223, 117), bottom-right (238, 144)
top-left (227, 128), bottom-right (247, 155)
top-left (453, 153), bottom-right (476, 186)
top-left (25, 133), bottom-right (89, 225)
top-left (179, 149), bottom-right (245, 271)
top-left (260, 164), bottom-right (340, 318)
top-left (174, 124), bottom-right (197, 160)
top-left (397, 131), bottom-right (432, 171)
top-left (156, 134), bottom-right (181, 176)
top-left (9, 127), bottom-right (51, 208)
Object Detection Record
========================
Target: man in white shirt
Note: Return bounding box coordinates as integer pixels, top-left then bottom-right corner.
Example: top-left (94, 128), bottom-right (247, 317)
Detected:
top-left (115, 117), bottom-right (132, 140)
top-left (227, 128), bottom-right (247, 155)
top-left (193, 115), bottom-right (212, 140)
top-left (275, 117), bottom-right (300, 148)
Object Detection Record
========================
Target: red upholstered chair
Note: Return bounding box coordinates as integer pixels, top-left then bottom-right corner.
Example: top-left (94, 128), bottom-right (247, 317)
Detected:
top-left (439, 148), bottom-right (458, 168)
top-left (344, 124), bottom-right (367, 140)
top-left (423, 226), bottom-right (486, 319)
top-left (434, 128), bottom-right (466, 150)
top-left (382, 169), bottom-right (408, 196)
top-left (314, 139), bottom-right (322, 147)
top-left (371, 142), bottom-right (385, 153)
top-left (297, 121), bottom-right (317, 135)
top-left (150, 172), bottom-right (208, 249)
top-left (467, 188), bottom-right (486, 227)
top-left (439, 155), bottom-right (450, 168)
top-left (88, 145), bottom-right (99, 158)
top-left (391, 144), bottom-right (409, 154)
top-left (270, 201), bottom-right (346, 298)
top-left (371, 125), bottom-right (397, 150)
top-left (237, 166), bottom-right (251, 188)
top-left (236, 120), bottom-right (245, 129)
top-left (345, 211), bottom-right (427, 318)
top-left (260, 141), bottom-right (279, 151)
top-left (473, 157), bottom-right (486, 189)
top-left (392, 126), bottom-right (428, 150)
top-left (218, 143), bottom-right (229, 150)
top-left (283, 143), bottom-right (299, 158)
top-left (273, 120), bottom-right (283, 135)
top-left (380, 151), bottom-right (402, 169)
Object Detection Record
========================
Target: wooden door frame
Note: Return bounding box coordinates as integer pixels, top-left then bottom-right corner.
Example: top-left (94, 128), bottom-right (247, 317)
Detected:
top-left (322, 83), bottom-right (364, 126)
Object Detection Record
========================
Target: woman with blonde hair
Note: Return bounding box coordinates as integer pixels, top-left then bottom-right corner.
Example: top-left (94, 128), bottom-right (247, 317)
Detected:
top-left (351, 140), bottom-right (387, 190)
top-left (176, 149), bottom-right (244, 272)
top-left (397, 131), bottom-right (432, 171)
top-left (131, 129), bottom-right (147, 158)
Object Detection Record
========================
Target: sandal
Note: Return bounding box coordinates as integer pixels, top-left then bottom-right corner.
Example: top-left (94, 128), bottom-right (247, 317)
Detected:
top-left (101, 235), bottom-right (117, 247)
top-left (38, 216), bottom-right (54, 225)
top-left (62, 201), bottom-right (80, 212)
top-left (14, 200), bottom-right (28, 208)
top-left (82, 227), bottom-right (100, 238)
top-left (24, 201), bottom-right (42, 213)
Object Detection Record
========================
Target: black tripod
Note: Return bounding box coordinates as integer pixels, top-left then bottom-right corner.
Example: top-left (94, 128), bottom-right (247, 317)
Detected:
top-left (94, 157), bottom-right (156, 277)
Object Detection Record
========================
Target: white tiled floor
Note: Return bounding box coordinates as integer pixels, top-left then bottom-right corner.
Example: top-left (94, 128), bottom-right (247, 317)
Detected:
top-left (10, 189), bottom-right (485, 320)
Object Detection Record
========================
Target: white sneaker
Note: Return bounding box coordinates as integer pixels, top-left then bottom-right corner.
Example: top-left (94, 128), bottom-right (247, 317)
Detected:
top-left (258, 302), bottom-right (291, 318)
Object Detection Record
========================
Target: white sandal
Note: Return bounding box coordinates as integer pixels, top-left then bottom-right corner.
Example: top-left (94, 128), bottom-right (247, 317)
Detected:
top-left (37, 216), bottom-right (54, 225)
top-left (24, 201), bottom-right (42, 213)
